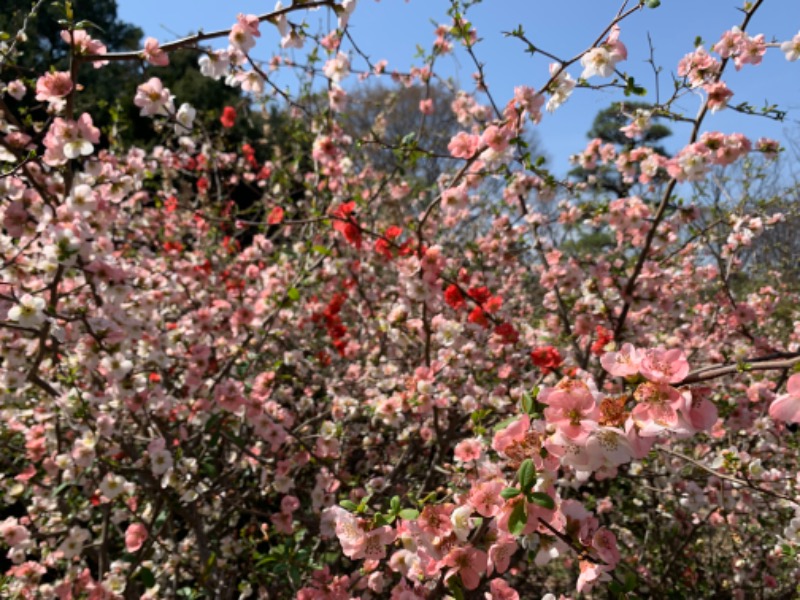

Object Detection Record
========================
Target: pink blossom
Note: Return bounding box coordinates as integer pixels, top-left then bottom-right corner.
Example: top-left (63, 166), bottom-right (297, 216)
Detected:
top-left (323, 53), bottom-right (351, 83)
top-left (600, 343), bottom-right (641, 378)
top-left (42, 113), bottom-right (100, 165)
top-left (6, 79), bottom-right (26, 100)
top-left (632, 382), bottom-right (684, 435)
top-left (468, 480), bottom-right (504, 517)
top-left (639, 348), bottom-right (690, 384)
top-left (133, 77), bottom-right (174, 117)
top-left (125, 523), bottom-right (148, 552)
top-left (769, 374), bottom-right (800, 424)
top-left (591, 528), bottom-right (620, 566)
top-left (142, 37), bottom-right (169, 66)
top-left (35, 71), bottom-right (73, 105)
top-left (454, 437), bottom-right (483, 463)
top-left (541, 380), bottom-right (599, 442)
top-left (487, 536), bottom-right (517, 574)
top-left (482, 125), bottom-right (510, 153)
top-left (442, 546), bottom-right (487, 590)
top-left (229, 13), bottom-right (261, 52)
top-left (705, 81), bottom-right (733, 112)
top-left (448, 132), bottom-right (480, 159)
top-left (781, 31), bottom-right (800, 61)
top-left (486, 578), bottom-right (519, 600)
top-left (60, 29), bottom-right (108, 68)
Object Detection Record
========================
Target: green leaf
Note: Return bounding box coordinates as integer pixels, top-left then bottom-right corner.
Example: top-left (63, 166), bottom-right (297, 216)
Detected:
top-left (492, 416), bottom-right (518, 432)
top-left (529, 492), bottom-right (555, 510)
top-left (390, 496), bottom-right (401, 513)
top-left (521, 392), bottom-right (534, 415)
top-left (508, 501), bottom-right (528, 535)
top-left (312, 244), bottom-right (332, 256)
top-left (448, 578), bottom-right (465, 600)
top-left (398, 509), bottom-right (420, 520)
top-left (137, 567), bottom-right (156, 588)
top-left (287, 287), bottom-right (300, 302)
top-left (339, 500), bottom-right (358, 511)
top-left (609, 580), bottom-right (625, 596)
top-left (624, 570), bottom-right (639, 592)
top-left (500, 487), bottom-right (521, 500)
top-left (517, 459), bottom-right (536, 490)
top-left (646, 0), bottom-right (660, 7)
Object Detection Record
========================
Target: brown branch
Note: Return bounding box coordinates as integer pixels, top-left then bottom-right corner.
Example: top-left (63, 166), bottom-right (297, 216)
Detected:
top-left (658, 446), bottom-right (797, 504)
top-left (75, 1), bottom-right (338, 63)
top-left (611, 0), bottom-right (765, 343)
top-left (677, 353), bottom-right (800, 386)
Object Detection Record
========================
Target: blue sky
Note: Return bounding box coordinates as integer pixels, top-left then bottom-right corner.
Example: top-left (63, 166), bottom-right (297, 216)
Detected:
top-left (117, 0), bottom-right (800, 175)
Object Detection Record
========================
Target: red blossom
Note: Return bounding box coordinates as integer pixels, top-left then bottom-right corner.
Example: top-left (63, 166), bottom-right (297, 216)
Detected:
top-left (444, 284), bottom-right (466, 310)
top-left (530, 346), bottom-right (563, 373)
top-left (220, 106), bottom-right (237, 128)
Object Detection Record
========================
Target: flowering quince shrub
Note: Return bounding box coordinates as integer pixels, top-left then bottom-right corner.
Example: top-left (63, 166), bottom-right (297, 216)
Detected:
top-left (1, 0), bottom-right (800, 598)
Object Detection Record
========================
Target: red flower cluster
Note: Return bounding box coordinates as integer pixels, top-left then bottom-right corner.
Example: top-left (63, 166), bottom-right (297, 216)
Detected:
top-left (220, 106), bottom-right (236, 128)
top-left (332, 201), bottom-right (362, 249)
top-left (530, 346), bottom-right (564, 373)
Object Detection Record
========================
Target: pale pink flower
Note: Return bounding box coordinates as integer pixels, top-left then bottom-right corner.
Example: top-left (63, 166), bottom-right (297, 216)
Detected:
top-left (580, 26), bottom-right (626, 79)
top-left (134, 77), bottom-right (174, 117)
top-left (585, 426), bottom-right (633, 471)
top-left (735, 33), bottom-right (766, 69)
top-left (323, 52), bottom-right (351, 83)
top-left (338, 0), bottom-right (358, 29)
top-left (6, 79), bottom-right (26, 100)
top-left (0, 517), bottom-right (30, 547)
top-left (769, 373), bottom-right (800, 424)
top-left (448, 131), bottom-right (480, 159)
top-left (600, 343), bottom-right (641, 378)
top-left (142, 37), bottom-right (169, 66)
top-left (679, 390), bottom-right (719, 433)
top-left (487, 536), bottom-right (517, 574)
top-left (781, 32), bottom-right (800, 61)
top-left (639, 348), bottom-right (690, 383)
top-left (486, 578), bottom-right (519, 600)
top-left (442, 546), bottom-right (487, 590)
top-left (677, 46), bottom-right (720, 87)
top-left (468, 480), bottom-right (504, 517)
top-left (577, 560), bottom-right (612, 594)
top-left (451, 505), bottom-right (475, 541)
top-left (125, 523), bottom-right (148, 552)
top-left (454, 438), bottom-right (483, 463)
top-left (546, 63), bottom-right (575, 112)
top-left (632, 382), bottom-right (684, 436)
top-left (541, 380), bottom-right (599, 442)
top-left (42, 113), bottom-right (100, 165)
top-left (237, 71), bottom-right (265, 95)
top-left (419, 98), bottom-right (434, 115)
top-left (329, 86), bottom-right (348, 111)
top-left (591, 528), bottom-right (620, 566)
top-left (704, 79), bottom-right (735, 111)
top-left (58, 527), bottom-right (90, 559)
top-left (7, 293), bottom-right (46, 328)
top-left (581, 47), bottom-right (614, 78)
top-left (482, 125), bottom-right (510, 153)
top-left (150, 449), bottom-right (173, 476)
top-left (35, 71), bottom-right (73, 106)
top-left (229, 13), bottom-right (261, 53)
top-left (349, 526), bottom-right (396, 560)
top-left (198, 50), bottom-right (230, 80)
top-left (713, 28), bottom-right (744, 59)
top-left (60, 29), bottom-right (108, 68)
top-left (492, 415), bottom-right (529, 456)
